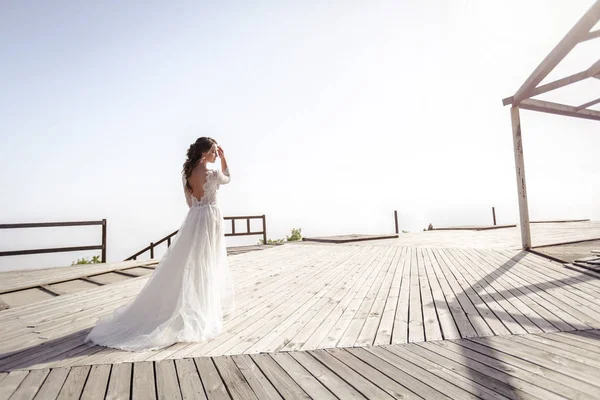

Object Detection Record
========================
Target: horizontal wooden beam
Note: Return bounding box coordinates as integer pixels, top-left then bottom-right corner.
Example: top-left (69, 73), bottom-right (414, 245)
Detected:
top-left (0, 245), bottom-right (103, 257)
top-left (519, 98), bottom-right (600, 121)
top-left (0, 221), bottom-right (104, 229)
top-left (576, 96), bottom-right (600, 110)
top-left (511, 1), bottom-right (600, 105)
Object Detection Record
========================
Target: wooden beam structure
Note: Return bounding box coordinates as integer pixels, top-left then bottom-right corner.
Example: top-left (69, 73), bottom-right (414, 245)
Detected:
top-left (510, 1), bottom-right (600, 105)
top-left (503, 1), bottom-right (600, 249)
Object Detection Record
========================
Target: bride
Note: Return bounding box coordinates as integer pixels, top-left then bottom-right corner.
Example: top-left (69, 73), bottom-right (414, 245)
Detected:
top-left (85, 137), bottom-right (235, 351)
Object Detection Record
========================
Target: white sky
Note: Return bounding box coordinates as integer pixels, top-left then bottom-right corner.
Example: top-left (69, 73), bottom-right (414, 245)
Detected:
top-left (1, 0), bottom-right (599, 271)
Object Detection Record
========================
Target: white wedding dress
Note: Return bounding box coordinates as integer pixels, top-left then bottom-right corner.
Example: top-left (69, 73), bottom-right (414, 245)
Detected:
top-left (85, 169), bottom-right (234, 351)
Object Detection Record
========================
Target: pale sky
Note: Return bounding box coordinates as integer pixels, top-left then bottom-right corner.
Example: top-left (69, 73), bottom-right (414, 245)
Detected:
top-left (1, 0), bottom-right (599, 271)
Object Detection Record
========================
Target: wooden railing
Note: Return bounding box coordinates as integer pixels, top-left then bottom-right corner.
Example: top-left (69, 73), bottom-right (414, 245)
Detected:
top-left (0, 220), bottom-right (107, 262)
top-left (125, 215), bottom-right (267, 261)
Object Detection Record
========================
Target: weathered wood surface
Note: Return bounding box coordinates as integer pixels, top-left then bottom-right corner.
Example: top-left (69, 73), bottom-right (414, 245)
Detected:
top-left (1, 330), bottom-right (599, 400)
top-left (2, 242), bottom-right (600, 371)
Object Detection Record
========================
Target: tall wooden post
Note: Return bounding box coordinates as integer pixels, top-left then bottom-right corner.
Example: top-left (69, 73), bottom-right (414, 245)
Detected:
top-left (394, 210), bottom-right (399, 234)
top-left (262, 215), bottom-right (267, 245)
top-left (101, 219), bottom-right (107, 263)
top-left (511, 107), bottom-right (532, 249)
top-left (492, 207), bottom-right (497, 226)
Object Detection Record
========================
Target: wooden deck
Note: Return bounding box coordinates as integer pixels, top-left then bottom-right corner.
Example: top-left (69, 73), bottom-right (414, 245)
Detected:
top-left (2, 244), bottom-right (600, 371)
top-left (1, 330), bottom-right (599, 399)
top-left (357, 221), bottom-right (600, 249)
top-left (1, 221), bottom-right (600, 398)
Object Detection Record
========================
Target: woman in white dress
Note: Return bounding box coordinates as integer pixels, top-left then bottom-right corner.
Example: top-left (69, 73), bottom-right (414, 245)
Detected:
top-left (85, 137), bottom-right (234, 351)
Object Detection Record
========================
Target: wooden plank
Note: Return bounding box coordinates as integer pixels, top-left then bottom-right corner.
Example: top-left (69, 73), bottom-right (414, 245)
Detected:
top-left (194, 357), bottom-right (229, 400)
top-left (392, 247), bottom-right (411, 344)
top-left (80, 364), bottom-right (111, 400)
top-left (470, 336), bottom-right (600, 386)
top-left (380, 345), bottom-right (508, 400)
top-left (57, 366), bottom-right (90, 400)
top-left (193, 247), bottom-right (359, 357)
top-left (408, 343), bottom-right (538, 400)
top-left (364, 346), bottom-right (482, 400)
top-left (425, 249), bottom-right (477, 339)
top-left (494, 250), bottom-right (600, 323)
top-left (213, 248), bottom-right (361, 355)
top-left (432, 339), bottom-right (597, 400)
top-left (337, 347), bottom-right (446, 399)
top-left (105, 363), bottom-right (132, 400)
top-left (214, 356), bottom-right (258, 400)
top-left (456, 249), bottom-right (544, 334)
top-left (504, 334), bottom-right (600, 368)
top-left (416, 248), bottom-right (443, 341)
top-left (250, 354), bottom-right (310, 400)
top-left (433, 249), bottom-right (494, 337)
top-left (289, 351), bottom-right (365, 400)
top-left (542, 332), bottom-right (600, 355)
top-left (269, 353), bottom-right (333, 400)
top-left (32, 368), bottom-right (70, 400)
top-left (356, 247), bottom-right (399, 346)
top-left (299, 247), bottom-right (381, 350)
top-left (233, 355), bottom-right (282, 400)
top-left (0, 260), bottom-right (157, 293)
top-left (471, 249), bottom-right (574, 332)
top-left (309, 349), bottom-right (394, 399)
top-left (132, 361), bottom-right (157, 400)
top-left (317, 248), bottom-right (387, 349)
top-left (254, 247), bottom-right (372, 352)
top-left (156, 360), bottom-right (182, 400)
top-left (481, 249), bottom-right (595, 330)
top-left (408, 247), bottom-right (425, 342)
top-left (422, 342), bottom-right (563, 400)
top-left (458, 337), bottom-right (600, 398)
top-left (5, 369), bottom-right (49, 400)
top-left (441, 249), bottom-right (511, 336)
top-left (421, 248), bottom-right (460, 340)
top-left (557, 330), bottom-right (600, 348)
top-left (0, 370), bottom-right (30, 400)
top-left (338, 247), bottom-right (396, 347)
top-left (175, 358), bottom-right (206, 400)
top-left (448, 249), bottom-right (527, 335)
top-left (374, 247), bottom-right (407, 345)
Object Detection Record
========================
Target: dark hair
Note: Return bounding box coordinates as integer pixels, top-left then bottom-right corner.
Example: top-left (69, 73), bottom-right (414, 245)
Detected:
top-left (183, 137), bottom-right (217, 191)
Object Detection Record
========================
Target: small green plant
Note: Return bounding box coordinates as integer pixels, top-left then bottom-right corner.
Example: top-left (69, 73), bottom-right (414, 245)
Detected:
top-left (258, 227), bottom-right (303, 245)
top-left (258, 238), bottom-right (285, 245)
top-left (286, 228), bottom-right (302, 242)
top-left (72, 256), bottom-right (102, 265)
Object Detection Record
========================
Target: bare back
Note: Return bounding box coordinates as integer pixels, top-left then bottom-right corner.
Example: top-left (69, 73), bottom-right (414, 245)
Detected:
top-left (187, 165), bottom-right (211, 202)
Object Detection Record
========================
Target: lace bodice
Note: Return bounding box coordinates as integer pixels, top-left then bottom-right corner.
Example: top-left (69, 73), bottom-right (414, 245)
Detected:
top-left (183, 169), bottom-right (230, 208)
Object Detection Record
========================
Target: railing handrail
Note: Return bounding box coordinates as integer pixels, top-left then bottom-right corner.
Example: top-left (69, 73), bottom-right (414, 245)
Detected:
top-left (126, 214), bottom-right (267, 261)
top-left (0, 219), bottom-right (107, 262)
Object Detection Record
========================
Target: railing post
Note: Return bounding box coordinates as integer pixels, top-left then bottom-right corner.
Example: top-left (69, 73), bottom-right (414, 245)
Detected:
top-left (394, 210), bottom-right (399, 234)
top-left (167, 237), bottom-right (171, 247)
top-left (101, 219), bottom-right (107, 263)
top-left (150, 242), bottom-right (154, 259)
top-left (492, 207), bottom-right (497, 226)
top-left (262, 215), bottom-right (267, 245)
top-left (247, 219), bottom-right (251, 233)
top-left (231, 219), bottom-right (236, 235)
